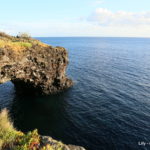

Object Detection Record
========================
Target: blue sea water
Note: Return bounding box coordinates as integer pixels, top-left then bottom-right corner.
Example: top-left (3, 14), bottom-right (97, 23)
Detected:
top-left (1, 37), bottom-right (150, 150)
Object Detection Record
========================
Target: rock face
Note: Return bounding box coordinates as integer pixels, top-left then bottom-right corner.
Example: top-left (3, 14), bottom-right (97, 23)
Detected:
top-left (0, 32), bottom-right (73, 95)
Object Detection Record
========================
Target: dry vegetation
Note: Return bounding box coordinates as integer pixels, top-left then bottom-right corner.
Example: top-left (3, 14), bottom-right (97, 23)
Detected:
top-left (0, 40), bottom-right (32, 51)
top-left (0, 32), bottom-right (49, 53)
top-left (0, 109), bottom-right (66, 150)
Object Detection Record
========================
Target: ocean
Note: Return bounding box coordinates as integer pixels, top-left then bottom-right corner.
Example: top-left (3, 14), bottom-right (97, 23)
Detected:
top-left (1, 37), bottom-right (150, 150)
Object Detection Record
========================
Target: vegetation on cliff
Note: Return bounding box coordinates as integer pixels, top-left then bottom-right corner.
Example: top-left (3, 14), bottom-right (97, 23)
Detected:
top-left (0, 109), bottom-right (83, 150)
top-left (0, 32), bottom-right (48, 52)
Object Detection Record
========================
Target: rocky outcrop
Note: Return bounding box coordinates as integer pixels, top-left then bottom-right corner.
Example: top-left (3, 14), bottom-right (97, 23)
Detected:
top-left (41, 136), bottom-right (86, 150)
top-left (0, 32), bottom-right (73, 95)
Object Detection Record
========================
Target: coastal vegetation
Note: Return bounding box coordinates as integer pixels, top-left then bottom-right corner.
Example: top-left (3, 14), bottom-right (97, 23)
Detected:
top-left (0, 40), bottom-right (32, 51)
top-left (0, 109), bottom-right (69, 150)
top-left (17, 32), bottom-right (31, 39)
top-left (0, 32), bottom-right (48, 52)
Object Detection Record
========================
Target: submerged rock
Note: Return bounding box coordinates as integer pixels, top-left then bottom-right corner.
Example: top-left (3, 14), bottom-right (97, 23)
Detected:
top-left (0, 32), bottom-right (73, 95)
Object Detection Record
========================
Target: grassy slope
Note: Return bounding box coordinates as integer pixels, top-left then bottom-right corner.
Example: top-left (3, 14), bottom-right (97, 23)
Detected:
top-left (0, 32), bottom-right (48, 53)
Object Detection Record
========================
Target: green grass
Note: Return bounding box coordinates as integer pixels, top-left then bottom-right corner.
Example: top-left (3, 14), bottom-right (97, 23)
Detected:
top-left (17, 42), bottom-right (32, 48)
top-left (0, 40), bottom-right (32, 52)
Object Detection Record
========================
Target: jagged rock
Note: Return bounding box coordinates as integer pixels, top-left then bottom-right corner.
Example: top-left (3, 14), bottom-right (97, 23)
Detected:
top-left (0, 32), bottom-right (73, 95)
top-left (40, 136), bottom-right (86, 150)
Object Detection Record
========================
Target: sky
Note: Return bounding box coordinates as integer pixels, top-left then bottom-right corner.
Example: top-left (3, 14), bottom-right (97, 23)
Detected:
top-left (1, 0), bottom-right (150, 37)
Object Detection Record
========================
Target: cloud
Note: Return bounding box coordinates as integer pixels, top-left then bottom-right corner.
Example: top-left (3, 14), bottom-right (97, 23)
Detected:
top-left (88, 8), bottom-right (150, 26)
top-left (0, 21), bottom-right (101, 37)
top-left (1, 8), bottom-right (150, 37)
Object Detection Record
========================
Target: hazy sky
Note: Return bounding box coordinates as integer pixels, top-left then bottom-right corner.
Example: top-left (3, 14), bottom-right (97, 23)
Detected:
top-left (1, 0), bottom-right (150, 37)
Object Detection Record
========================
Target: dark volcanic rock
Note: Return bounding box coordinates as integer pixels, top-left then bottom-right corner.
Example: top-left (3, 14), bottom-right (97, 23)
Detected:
top-left (0, 33), bottom-right (73, 95)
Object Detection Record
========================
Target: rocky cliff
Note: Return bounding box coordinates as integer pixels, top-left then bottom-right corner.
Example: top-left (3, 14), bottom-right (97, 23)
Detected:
top-left (0, 32), bottom-right (73, 95)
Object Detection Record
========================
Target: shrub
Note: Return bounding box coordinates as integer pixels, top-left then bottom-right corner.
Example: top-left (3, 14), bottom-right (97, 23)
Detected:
top-left (14, 129), bottom-right (40, 150)
top-left (17, 32), bottom-right (31, 38)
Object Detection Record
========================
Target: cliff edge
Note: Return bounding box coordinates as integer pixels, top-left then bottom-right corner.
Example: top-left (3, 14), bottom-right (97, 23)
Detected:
top-left (0, 32), bottom-right (73, 95)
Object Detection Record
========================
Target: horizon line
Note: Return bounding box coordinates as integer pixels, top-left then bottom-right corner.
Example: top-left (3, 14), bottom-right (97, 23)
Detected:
top-left (34, 36), bottom-right (150, 39)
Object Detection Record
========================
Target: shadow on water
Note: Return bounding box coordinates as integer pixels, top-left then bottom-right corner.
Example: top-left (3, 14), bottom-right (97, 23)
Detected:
top-left (0, 82), bottom-right (89, 149)
top-left (9, 89), bottom-right (73, 141)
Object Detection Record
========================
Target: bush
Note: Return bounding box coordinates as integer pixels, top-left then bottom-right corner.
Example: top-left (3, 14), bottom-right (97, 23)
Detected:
top-left (17, 32), bottom-right (31, 39)
top-left (14, 129), bottom-right (40, 150)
